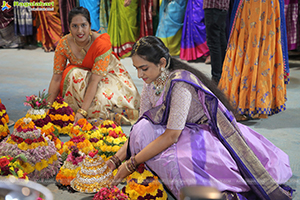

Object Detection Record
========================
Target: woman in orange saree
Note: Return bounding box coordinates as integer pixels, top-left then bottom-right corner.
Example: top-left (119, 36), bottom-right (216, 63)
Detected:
top-left (47, 7), bottom-right (140, 125)
top-left (218, 0), bottom-right (289, 119)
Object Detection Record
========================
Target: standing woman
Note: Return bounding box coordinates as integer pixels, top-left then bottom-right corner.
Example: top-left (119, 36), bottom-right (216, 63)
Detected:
top-left (47, 7), bottom-right (140, 125)
top-left (180, 0), bottom-right (210, 62)
top-left (155, 0), bottom-right (187, 56)
top-left (218, 0), bottom-right (289, 119)
top-left (108, 0), bottom-right (139, 58)
top-left (107, 36), bottom-right (293, 200)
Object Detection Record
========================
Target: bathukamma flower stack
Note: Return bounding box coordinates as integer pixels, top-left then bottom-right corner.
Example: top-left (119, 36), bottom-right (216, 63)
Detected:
top-left (0, 99), bottom-right (10, 142)
top-left (70, 150), bottom-right (113, 193)
top-left (0, 118), bottom-right (61, 180)
top-left (24, 90), bottom-right (52, 129)
top-left (122, 163), bottom-right (168, 200)
top-left (56, 145), bottom-right (85, 192)
top-left (47, 96), bottom-right (74, 134)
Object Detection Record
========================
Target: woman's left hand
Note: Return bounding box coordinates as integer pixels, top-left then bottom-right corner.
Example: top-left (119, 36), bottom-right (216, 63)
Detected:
top-left (111, 162), bottom-right (131, 186)
top-left (74, 112), bottom-right (84, 124)
top-left (124, 0), bottom-right (131, 7)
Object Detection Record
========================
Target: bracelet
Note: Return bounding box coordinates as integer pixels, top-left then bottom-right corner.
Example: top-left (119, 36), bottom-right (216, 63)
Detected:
top-left (47, 102), bottom-right (52, 108)
top-left (108, 159), bottom-right (116, 169)
top-left (109, 155), bottom-right (121, 169)
top-left (125, 160), bottom-right (135, 173)
top-left (77, 108), bottom-right (87, 118)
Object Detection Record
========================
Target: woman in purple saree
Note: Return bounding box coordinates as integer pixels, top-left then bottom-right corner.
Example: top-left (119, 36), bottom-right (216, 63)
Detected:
top-left (108, 36), bottom-right (294, 200)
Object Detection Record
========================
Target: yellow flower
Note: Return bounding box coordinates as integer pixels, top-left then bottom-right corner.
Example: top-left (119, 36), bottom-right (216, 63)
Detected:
top-left (17, 170), bottom-right (24, 178)
top-left (100, 144), bottom-right (107, 152)
top-left (112, 145), bottom-right (120, 152)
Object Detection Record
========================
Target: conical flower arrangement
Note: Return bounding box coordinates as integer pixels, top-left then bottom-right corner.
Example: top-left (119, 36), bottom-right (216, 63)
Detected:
top-left (71, 150), bottom-right (113, 193)
top-left (0, 99), bottom-right (10, 142)
top-left (41, 123), bottom-right (63, 151)
top-left (0, 118), bottom-right (61, 180)
top-left (56, 145), bottom-right (85, 192)
top-left (47, 96), bottom-right (74, 135)
top-left (94, 120), bottom-right (128, 161)
top-left (24, 90), bottom-right (52, 129)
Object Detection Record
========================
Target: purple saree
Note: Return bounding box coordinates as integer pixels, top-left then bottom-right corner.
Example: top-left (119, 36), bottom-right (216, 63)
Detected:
top-left (128, 70), bottom-right (293, 199)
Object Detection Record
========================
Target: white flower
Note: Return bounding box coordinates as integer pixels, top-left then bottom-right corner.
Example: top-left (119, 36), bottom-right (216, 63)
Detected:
top-left (23, 118), bottom-right (32, 124)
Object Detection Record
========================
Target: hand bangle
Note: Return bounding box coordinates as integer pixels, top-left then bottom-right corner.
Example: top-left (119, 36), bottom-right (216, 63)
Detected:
top-left (77, 108), bottom-right (87, 118)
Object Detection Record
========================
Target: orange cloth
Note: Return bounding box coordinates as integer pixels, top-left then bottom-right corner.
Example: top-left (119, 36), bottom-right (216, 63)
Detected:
top-left (218, 0), bottom-right (286, 118)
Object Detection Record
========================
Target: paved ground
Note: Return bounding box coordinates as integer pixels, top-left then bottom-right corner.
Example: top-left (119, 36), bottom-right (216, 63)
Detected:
top-left (0, 47), bottom-right (299, 199)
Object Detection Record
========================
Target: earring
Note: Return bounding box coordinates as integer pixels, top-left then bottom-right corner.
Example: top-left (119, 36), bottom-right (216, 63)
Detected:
top-left (90, 31), bottom-right (92, 36)
top-left (153, 67), bottom-right (169, 96)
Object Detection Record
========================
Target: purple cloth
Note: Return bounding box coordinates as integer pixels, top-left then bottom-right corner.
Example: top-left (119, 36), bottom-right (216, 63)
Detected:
top-left (128, 71), bottom-right (292, 199)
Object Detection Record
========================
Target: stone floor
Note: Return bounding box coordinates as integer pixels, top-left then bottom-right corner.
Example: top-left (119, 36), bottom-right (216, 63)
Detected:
top-left (0, 47), bottom-right (300, 199)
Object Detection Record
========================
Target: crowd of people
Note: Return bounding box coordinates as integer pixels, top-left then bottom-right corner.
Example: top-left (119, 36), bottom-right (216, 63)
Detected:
top-left (1, 0), bottom-right (299, 199)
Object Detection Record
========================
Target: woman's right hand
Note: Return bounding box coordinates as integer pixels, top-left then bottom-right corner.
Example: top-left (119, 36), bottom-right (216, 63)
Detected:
top-left (74, 112), bottom-right (84, 124)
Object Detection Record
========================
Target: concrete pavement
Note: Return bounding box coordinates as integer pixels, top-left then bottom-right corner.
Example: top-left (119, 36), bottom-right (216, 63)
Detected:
top-left (0, 47), bottom-right (299, 199)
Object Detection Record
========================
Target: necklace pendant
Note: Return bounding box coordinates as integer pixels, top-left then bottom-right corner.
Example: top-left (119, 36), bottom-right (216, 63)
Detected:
top-left (81, 48), bottom-right (87, 56)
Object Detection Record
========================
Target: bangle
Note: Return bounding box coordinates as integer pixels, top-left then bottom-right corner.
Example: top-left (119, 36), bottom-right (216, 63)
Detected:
top-left (125, 160), bottom-right (135, 174)
top-left (110, 155), bottom-right (122, 168)
top-left (77, 108), bottom-right (87, 118)
top-left (108, 159), bottom-right (116, 169)
top-left (47, 102), bottom-right (52, 108)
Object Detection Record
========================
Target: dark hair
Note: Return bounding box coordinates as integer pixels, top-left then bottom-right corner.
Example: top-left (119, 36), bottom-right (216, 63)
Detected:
top-left (131, 36), bottom-right (236, 113)
top-left (68, 7), bottom-right (91, 26)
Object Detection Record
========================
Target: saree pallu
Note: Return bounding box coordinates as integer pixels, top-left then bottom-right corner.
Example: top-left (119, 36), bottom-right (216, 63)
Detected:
top-left (99, 0), bottom-right (111, 33)
top-left (219, 0), bottom-right (288, 118)
top-left (59, 0), bottom-right (76, 35)
top-left (139, 0), bottom-right (153, 38)
top-left (284, 0), bottom-right (299, 50)
top-left (79, 0), bottom-right (101, 32)
top-left (156, 0), bottom-right (187, 56)
top-left (14, 0), bottom-right (33, 36)
top-left (180, 0), bottom-right (209, 61)
top-left (129, 70), bottom-right (292, 199)
top-left (108, 0), bottom-right (138, 58)
top-left (34, 0), bottom-right (62, 51)
top-left (60, 54), bottom-right (140, 125)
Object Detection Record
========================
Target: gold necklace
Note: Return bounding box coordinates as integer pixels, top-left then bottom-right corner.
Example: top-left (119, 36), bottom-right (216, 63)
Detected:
top-left (73, 35), bottom-right (92, 56)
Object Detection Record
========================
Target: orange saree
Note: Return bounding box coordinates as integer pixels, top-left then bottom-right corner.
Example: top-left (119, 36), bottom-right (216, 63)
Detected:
top-left (54, 33), bottom-right (140, 125)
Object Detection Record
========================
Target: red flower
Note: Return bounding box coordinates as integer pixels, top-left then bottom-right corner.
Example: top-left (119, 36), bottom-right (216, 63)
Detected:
top-left (17, 137), bottom-right (24, 143)
top-left (24, 138), bottom-right (33, 145)
top-left (37, 137), bottom-right (44, 142)
top-left (136, 163), bottom-right (145, 174)
top-left (32, 139), bottom-right (38, 143)
top-left (0, 157), bottom-right (10, 167)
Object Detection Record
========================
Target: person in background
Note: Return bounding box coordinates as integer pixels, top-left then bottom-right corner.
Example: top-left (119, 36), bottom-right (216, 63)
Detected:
top-left (218, 0), bottom-right (289, 120)
top-left (106, 36), bottom-right (293, 200)
top-left (203, 0), bottom-right (230, 84)
top-left (47, 7), bottom-right (140, 125)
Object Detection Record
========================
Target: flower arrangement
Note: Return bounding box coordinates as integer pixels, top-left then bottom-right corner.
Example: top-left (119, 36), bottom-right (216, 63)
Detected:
top-left (122, 164), bottom-right (168, 200)
top-left (24, 90), bottom-right (52, 129)
top-left (56, 146), bottom-right (85, 192)
top-left (0, 99), bottom-right (10, 142)
top-left (24, 89), bottom-right (50, 110)
top-left (0, 154), bottom-right (28, 180)
top-left (69, 118), bottom-right (101, 139)
top-left (92, 120), bottom-right (128, 161)
top-left (70, 149), bottom-right (113, 193)
top-left (41, 123), bottom-right (63, 151)
top-left (0, 118), bottom-right (61, 180)
top-left (93, 186), bottom-right (128, 200)
top-left (59, 136), bottom-right (95, 163)
top-left (47, 96), bottom-right (74, 134)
